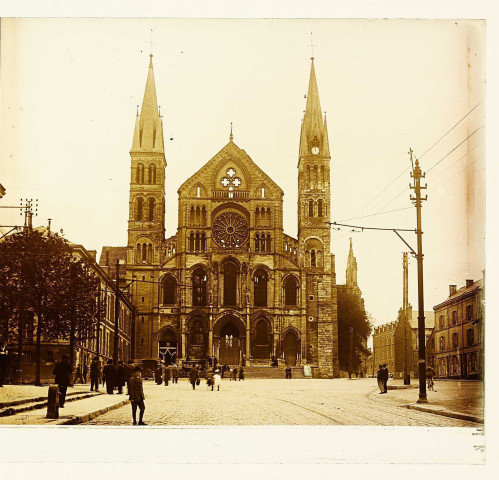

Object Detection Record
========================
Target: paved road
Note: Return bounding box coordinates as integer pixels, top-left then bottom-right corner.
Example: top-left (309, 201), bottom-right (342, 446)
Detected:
top-left (82, 378), bottom-right (480, 427)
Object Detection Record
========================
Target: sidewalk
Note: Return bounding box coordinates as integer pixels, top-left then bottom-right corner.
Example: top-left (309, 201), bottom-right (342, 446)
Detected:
top-left (372, 379), bottom-right (484, 423)
top-left (0, 384), bottom-right (93, 408)
top-left (0, 391), bottom-right (130, 426)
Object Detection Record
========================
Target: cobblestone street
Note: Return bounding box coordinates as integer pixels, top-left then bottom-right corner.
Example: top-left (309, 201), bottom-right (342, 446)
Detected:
top-left (83, 378), bottom-right (482, 427)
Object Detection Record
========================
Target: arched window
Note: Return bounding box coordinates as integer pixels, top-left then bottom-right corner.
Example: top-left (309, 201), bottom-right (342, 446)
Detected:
top-left (306, 165), bottom-right (311, 188)
top-left (136, 198), bottom-right (144, 221)
top-left (308, 199), bottom-right (314, 217)
top-left (254, 269), bottom-right (268, 307)
top-left (285, 243), bottom-right (288, 252)
top-left (223, 262), bottom-right (238, 306)
top-left (196, 186), bottom-right (201, 198)
top-left (148, 198), bottom-right (155, 221)
top-left (195, 232), bottom-right (200, 251)
top-left (149, 164), bottom-right (156, 184)
top-left (192, 269), bottom-right (207, 306)
top-left (317, 199), bottom-right (323, 217)
top-left (320, 165), bottom-right (325, 185)
top-left (195, 206), bottom-right (200, 225)
top-left (314, 165), bottom-right (319, 187)
top-left (137, 164), bottom-right (144, 184)
top-left (255, 207), bottom-right (260, 226)
top-left (189, 232), bottom-right (195, 251)
top-left (266, 208), bottom-right (271, 224)
top-left (136, 244), bottom-right (141, 263)
top-left (254, 234), bottom-right (260, 252)
top-left (190, 206), bottom-right (195, 226)
top-left (163, 276), bottom-right (177, 305)
top-left (201, 232), bottom-right (206, 251)
top-left (141, 243), bottom-right (147, 263)
top-left (261, 234), bottom-right (266, 252)
top-left (202, 207), bottom-right (207, 226)
top-left (190, 319), bottom-right (204, 345)
top-left (261, 187), bottom-right (265, 198)
top-left (284, 276), bottom-right (298, 306)
top-left (266, 234), bottom-right (271, 252)
top-left (311, 249), bottom-right (316, 267)
top-left (148, 244), bottom-right (153, 263)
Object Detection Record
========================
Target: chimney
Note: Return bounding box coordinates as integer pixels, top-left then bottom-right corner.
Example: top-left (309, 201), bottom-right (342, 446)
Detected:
top-left (466, 279), bottom-right (474, 288)
top-left (449, 285), bottom-right (457, 296)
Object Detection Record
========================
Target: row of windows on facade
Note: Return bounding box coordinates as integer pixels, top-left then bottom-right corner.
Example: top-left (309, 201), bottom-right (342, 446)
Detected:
top-left (304, 165), bottom-right (328, 190)
top-left (136, 243), bottom-right (154, 263)
top-left (188, 206), bottom-right (272, 228)
top-left (135, 197), bottom-right (157, 222)
top-left (438, 352), bottom-right (479, 376)
top-left (136, 164), bottom-right (157, 185)
top-left (437, 305), bottom-right (474, 329)
top-left (162, 269), bottom-right (299, 307)
top-left (306, 198), bottom-right (326, 218)
top-left (284, 243), bottom-right (298, 257)
top-left (438, 328), bottom-right (476, 351)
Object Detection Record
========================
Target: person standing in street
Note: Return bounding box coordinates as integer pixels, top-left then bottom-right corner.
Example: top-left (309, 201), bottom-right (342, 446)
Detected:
top-left (103, 359), bottom-right (116, 395)
top-left (189, 366), bottom-right (198, 390)
top-left (382, 363), bottom-right (389, 393)
top-left (164, 363), bottom-right (171, 386)
top-left (128, 366), bottom-right (146, 425)
top-left (212, 370), bottom-right (221, 391)
top-left (90, 357), bottom-right (100, 392)
top-left (154, 363), bottom-right (162, 385)
top-left (53, 354), bottom-right (73, 407)
top-left (238, 366), bottom-right (245, 381)
top-left (376, 364), bottom-right (384, 394)
top-left (116, 361), bottom-right (127, 394)
top-left (232, 367), bottom-right (237, 381)
top-left (171, 364), bottom-right (178, 384)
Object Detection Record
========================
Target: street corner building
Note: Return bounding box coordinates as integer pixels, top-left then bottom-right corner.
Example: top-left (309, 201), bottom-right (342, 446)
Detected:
top-left (99, 55), bottom-right (366, 378)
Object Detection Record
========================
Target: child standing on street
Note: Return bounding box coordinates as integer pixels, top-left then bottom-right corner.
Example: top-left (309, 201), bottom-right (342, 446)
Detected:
top-left (128, 366), bottom-right (146, 425)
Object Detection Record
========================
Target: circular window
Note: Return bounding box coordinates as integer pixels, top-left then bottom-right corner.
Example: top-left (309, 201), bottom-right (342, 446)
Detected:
top-left (212, 212), bottom-right (249, 248)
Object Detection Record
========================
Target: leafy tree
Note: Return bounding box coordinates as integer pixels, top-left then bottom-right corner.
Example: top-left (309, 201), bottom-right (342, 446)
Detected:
top-left (337, 288), bottom-right (372, 375)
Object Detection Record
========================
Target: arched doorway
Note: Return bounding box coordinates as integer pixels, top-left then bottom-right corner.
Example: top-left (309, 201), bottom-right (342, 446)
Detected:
top-left (283, 331), bottom-right (298, 366)
top-left (253, 319), bottom-right (271, 359)
top-left (215, 316), bottom-right (244, 365)
top-left (158, 329), bottom-right (177, 365)
top-left (188, 317), bottom-right (207, 360)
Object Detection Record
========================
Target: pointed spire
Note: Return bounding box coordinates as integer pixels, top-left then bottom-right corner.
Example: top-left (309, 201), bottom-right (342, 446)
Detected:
top-left (346, 238), bottom-right (358, 287)
top-left (131, 54), bottom-right (164, 153)
top-left (299, 57), bottom-right (330, 158)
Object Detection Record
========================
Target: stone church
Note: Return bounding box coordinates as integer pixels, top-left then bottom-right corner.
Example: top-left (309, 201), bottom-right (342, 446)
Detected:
top-left (100, 55), bottom-right (361, 378)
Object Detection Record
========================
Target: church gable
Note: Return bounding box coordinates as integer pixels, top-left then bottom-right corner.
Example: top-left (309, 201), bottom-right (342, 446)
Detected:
top-left (178, 141), bottom-right (283, 199)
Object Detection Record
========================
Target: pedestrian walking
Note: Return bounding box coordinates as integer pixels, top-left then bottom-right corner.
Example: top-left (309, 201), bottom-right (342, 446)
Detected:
top-left (189, 366), bottom-right (198, 390)
top-left (232, 367), bottom-right (237, 381)
top-left (116, 361), bottom-right (127, 394)
top-left (128, 366), bottom-right (146, 425)
top-left (102, 359), bottom-right (116, 395)
top-left (285, 366), bottom-right (292, 379)
top-left (82, 363), bottom-right (88, 383)
top-left (382, 363), bottom-right (389, 393)
top-left (53, 354), bottom-right (73, 407)
top-left (164, 364), bottom-right (171, 386)
top-left (426, 365), bottom-right (436, 391)
top-left (74, 364), bottom-right (83, 384)
top-left (154, 364), bottom-right (162, 385)
top-left (238, 366), bottom-right (245, 381)
top-left (212, 370), bottom-right (221, 391)
top-left (376, 364), bottom-right (384, 394)
top-left (171, 364), bottom-right (179, 384)
top-left (0, 344), bottom-right (8, 387)
top-left (90, 357), bottom-right (100, 392)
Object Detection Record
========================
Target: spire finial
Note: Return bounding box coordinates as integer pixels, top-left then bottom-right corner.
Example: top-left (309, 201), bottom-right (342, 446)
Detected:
top-left (229, 122), bottom-right (233, 142)
top-left (149, 28), bottom-right (154, 57)
top-left (309, 31), bottom-right (317, 60)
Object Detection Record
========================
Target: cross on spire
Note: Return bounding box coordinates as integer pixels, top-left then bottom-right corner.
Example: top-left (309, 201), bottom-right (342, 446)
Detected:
top-left (149, 28), bottom-right (154, 57)
top-left (308, 31), bottom-right (317, 59)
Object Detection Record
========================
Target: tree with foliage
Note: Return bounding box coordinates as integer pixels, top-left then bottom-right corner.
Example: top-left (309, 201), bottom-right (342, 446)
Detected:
top-left (337, 288), bottom-right (372, 376)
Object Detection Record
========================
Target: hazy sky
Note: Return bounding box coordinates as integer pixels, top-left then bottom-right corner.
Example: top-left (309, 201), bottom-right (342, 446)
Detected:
top-left (1, 18), bottom-right (486, 328)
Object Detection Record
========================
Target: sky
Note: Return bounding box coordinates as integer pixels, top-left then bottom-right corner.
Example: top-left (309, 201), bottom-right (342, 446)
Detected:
top-left (0, 18), bottom-right (486, 330)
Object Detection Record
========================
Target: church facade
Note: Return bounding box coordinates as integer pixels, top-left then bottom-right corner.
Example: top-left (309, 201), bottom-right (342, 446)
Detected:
top-left (101, 55), bottom-right (350, 378)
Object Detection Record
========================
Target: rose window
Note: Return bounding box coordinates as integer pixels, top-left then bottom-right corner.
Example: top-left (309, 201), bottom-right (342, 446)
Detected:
top-left (212, 212), bottom-right (249, 248)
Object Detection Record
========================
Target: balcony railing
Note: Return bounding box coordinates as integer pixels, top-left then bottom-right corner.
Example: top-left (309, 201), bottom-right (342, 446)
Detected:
top-left (212, 190), bottom-right (249, 199)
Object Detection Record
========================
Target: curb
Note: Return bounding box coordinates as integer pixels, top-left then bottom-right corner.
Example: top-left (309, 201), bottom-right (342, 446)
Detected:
top-left (0, 392), bottom-right (103, 418)
top-left (60, 399), bottom-right (130, 425)
top-left (0, 390), bottom-right (88, 409)
top-left (406, 404), bottom-right (483, 424)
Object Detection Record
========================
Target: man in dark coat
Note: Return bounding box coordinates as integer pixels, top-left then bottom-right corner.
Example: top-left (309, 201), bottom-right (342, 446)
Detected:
top-left (189, 366), bottom-right (198, 390)
top-left (116, 361), bottom-right (127, 394)
top-left (90, 357), bottom-right (100, 392)
top-left (171, 364), bottom-right (179, 384)
top-left (128, 366), bottom-right (146, 425)
top-left (376, 364), bottom-right (384, 393)
top-left (164, 364), bottom-right (171, 386)
top-left (102, 359), bottom-right (116, 395)
top-left (238, 366), bottom-right (245, 381)
top-left (232, 367), bottom-right (238, 381)
top-left (154, 364), bottom-right (162, 385)
top-left (53, 354), bottom-right (73, 407)
top-left (382, 363), bottom-right (389, 393)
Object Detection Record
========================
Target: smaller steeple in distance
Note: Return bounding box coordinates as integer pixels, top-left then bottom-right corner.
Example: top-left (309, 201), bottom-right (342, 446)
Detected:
top-left (299, 57), bottom-right (330, 159)
top-left (131, 54), bottom-right (164, 153)
top-left (346, 238), bottom-right (358, 287)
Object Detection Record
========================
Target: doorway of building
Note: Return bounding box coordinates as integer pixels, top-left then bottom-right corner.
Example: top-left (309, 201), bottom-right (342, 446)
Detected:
top-left (158, 329), bottom-right (177, 365)
top-left (219, 322), bottom-right (241, 365)
top-left (253, 319), bottom-right (271, 360)
top-left (283, 331), bottom-right (298, 366)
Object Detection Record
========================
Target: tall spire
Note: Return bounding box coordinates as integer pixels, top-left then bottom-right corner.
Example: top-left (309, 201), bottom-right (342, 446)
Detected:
top-left (299, 58), bottom-right (329, 158)
top-left (346, 238), bottom-right (358, 287)
top-left (131, 55), bottom-right (164, 153)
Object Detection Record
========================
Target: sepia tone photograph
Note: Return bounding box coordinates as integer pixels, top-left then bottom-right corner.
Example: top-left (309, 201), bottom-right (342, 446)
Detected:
top-left (0, 14), bottom-right (490, 468)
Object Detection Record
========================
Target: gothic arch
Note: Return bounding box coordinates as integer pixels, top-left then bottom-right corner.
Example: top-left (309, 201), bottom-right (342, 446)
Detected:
top-left (212, 156), bottom-right (252, 190)
top-left (210, 202), bottom-right (249, 221)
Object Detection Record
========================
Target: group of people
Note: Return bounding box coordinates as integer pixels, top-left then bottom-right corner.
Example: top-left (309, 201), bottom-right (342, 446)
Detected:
top-left (186, 364), bottom-right (245, 390)
top-left (376, 363), bottom-right (389, 394)
top-left (154, 363), bottom-right (179, 386)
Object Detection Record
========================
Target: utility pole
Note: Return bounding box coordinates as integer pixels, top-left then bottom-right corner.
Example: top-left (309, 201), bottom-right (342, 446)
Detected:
top-left (113, 260), bottom-right (120, 364)
top-left (409, 148), bottom-right (428, 403)
top-left (96, 283), bottom-right (101, 359)
top-left (403, 252), bottom-right (409, 384)
top-left (348, 326), bottom-right (354, 379)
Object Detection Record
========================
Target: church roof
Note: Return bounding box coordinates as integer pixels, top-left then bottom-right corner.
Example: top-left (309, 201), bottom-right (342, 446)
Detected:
top-left (99, 246), bottom-right (127, 278)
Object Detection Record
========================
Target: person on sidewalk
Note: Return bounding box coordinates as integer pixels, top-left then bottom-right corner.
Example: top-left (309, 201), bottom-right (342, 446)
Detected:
top-left (376, 364), bottom-right (384, 394)
top-left (382, 364), bottom-right (389, 393)
top-left (128, 366), bottom-right (146, 425)
top-left (53, 354), bottom-right (73, 407)
top-left (285, 366), bottom-right (292, 379)
top-left (426, 365), bottom-right (436, 391)
top-left (82, 363), bottom-right (88, 384)
top-left (212, 370), bottom-right (221, 391)
top-left (189, 366), bottom-right (198, 390)
top-left (103, 359), bottom-right (116, 395)
top-left (90, 357), bottom-right (100, 392)
top-left (116, 361), bottom-right (127, 394)
top-left (171, 364), bottom-right (179, 384)
top-left (164, 363), bottom-right (171, 386)
top-left (154, 363), bottom-right (162, 385)
top-left (238, 366), bottom-right (245, 381)
top-left (232, 367), bottom-right (238, 381)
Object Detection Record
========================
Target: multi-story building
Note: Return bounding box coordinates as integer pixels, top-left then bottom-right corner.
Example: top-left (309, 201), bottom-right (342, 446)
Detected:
top-left (433, 279), bottom-right (484, 379)
top-left (372, 321), bottom-right (397, 377)
top-left (99, 54), bottom-right (367, 377)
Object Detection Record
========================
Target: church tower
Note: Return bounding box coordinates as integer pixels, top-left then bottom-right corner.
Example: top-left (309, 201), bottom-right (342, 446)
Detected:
top-left (346, 238), bottom-right (358, 288)
top-left (298, 57), bottom-right (337, 377)
top-left (128, 54), bottom-right (166, 264)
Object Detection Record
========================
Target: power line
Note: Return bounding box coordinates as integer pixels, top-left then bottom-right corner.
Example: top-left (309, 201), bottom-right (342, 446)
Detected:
top-left (336, 206), bottom-right (413, 223)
